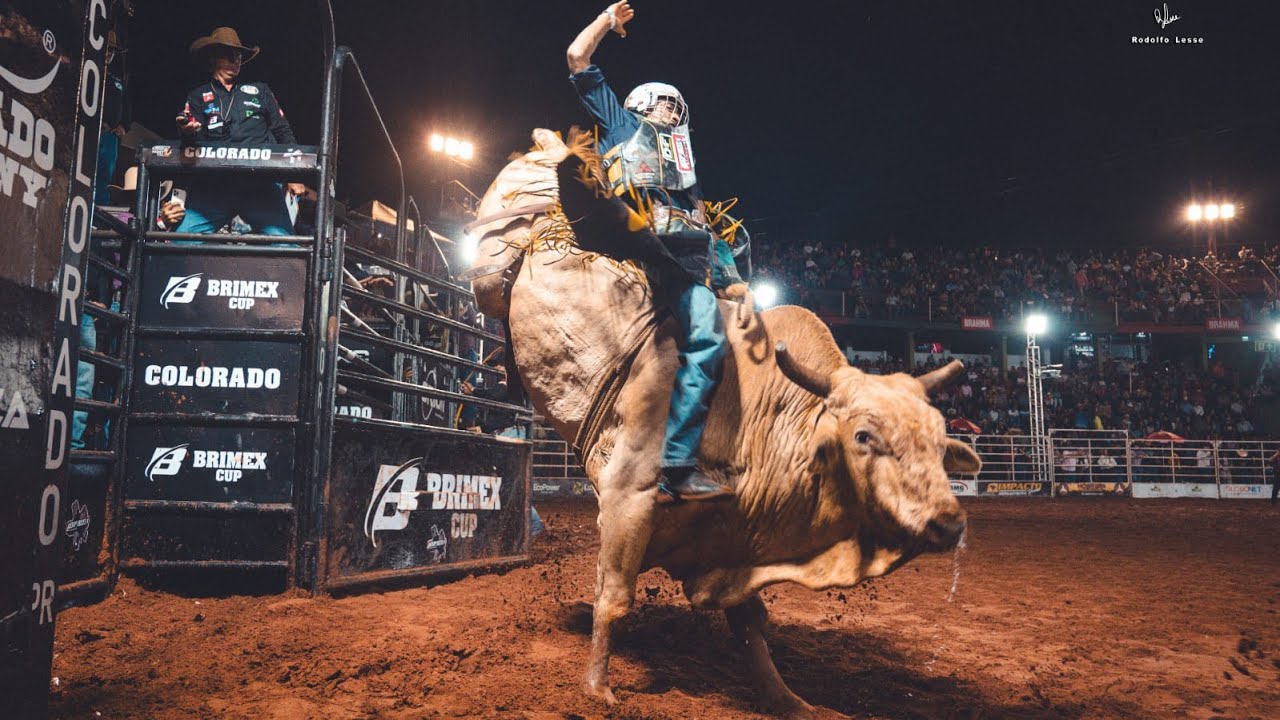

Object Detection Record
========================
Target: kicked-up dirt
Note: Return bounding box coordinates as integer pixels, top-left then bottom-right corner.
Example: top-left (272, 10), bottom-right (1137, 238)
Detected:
top-left (49, 497), bottom-right (1280, 719)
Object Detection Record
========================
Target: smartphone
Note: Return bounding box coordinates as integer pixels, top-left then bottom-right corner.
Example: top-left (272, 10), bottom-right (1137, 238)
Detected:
top-left (169, 188), bottom-right (187, 208)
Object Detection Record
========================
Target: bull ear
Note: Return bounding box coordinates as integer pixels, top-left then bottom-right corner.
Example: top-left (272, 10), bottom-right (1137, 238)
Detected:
top-left (919, 360), bottom-right (965, 395)
top-left (775, 342), bottom-right (832, 398)
top-left (944, 438), bottom-right (982, 474)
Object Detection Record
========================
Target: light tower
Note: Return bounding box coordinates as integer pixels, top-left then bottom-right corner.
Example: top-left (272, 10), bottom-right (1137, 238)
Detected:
top-left (1024, 313), bottom-right (1050, 486)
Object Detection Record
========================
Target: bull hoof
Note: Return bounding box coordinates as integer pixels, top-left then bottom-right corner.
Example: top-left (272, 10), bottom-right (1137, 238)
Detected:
top-left (583, 677), bottom-right (618, 706)
top-left (767, 695), bottom-right (843, 720)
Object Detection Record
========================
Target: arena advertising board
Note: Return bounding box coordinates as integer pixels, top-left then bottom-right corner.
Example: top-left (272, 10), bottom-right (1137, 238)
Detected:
top-left (1218, 484), bottom-right (1269, 500)
top-left (132, 337), bottom-right (302, 416)
top-left (137, 253), bottom-right (307, 331)
top-left (977, 481), bottom-right (1050, 497)
top-left (125, 425), bottom-right (295, 503)
top-left (1205, 317), bottom-right (1242, 331)
top-left (141, 142), bottom-right (319, 174)
top-left (60, 463), bottom-right (110, 586)
top-left (532, 479), bottom-right (596, 498)
top-left (0, 1), bottom-right (107, 712)
top-left (324, 421), bottom-right (530, 587)
top-left (1131, 482), bottom-right (1218, 499)
top-left (949, 479), bottom-right (978, 496)
top-left (1055, 481), bottom-right (1131, 497)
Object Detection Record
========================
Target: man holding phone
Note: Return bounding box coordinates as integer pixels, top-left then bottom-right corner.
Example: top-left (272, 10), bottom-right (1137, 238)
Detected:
top-left (172, 27), bottom-right (305, 237)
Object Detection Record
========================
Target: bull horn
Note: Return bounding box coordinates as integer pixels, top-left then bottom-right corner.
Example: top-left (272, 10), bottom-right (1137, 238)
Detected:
top-left (775, 342), bottom-right (832, 398)
top-left (918, 360), bottom-right (965, 394)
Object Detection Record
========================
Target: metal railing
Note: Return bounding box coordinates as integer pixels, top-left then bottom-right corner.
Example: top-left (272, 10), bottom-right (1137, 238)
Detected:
top-left (950, 429), bottom-right (1278, 498)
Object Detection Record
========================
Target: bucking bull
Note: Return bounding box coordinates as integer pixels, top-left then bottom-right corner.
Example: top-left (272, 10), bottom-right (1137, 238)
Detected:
top-left (466, 129), bottom-right (981, 717)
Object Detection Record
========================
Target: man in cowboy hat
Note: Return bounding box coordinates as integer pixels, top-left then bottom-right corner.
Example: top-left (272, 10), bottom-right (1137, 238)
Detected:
top-left (172, 27), bottom-right (304, 237)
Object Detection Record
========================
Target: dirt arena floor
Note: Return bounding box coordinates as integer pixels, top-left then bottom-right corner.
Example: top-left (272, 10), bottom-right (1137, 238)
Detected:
top-left (49, 498), bottom-right (1280, 719)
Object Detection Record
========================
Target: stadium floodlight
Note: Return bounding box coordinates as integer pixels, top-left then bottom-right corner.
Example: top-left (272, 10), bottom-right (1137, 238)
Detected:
top-left (1204, 204), bottom-right (1220, 220)
top-left (1186, 204), bottom-right (1202, 222)
top-left (752, 281), bottom-right (780, 309)
top-left (1220, 203), bottom-right (1235, 219)
top-left (459, 232), bottom-right (479, 265)
top-left (1272, 321), bottom-right (1280, 340)
top-left (429, 133), bottom-right (475, 160)
top-left (1024, 313), bottom-right (1048, 337)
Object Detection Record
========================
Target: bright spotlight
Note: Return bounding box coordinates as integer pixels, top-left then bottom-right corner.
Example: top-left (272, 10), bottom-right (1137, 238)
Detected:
top-left (1272, 322), bottom-right (1280, 340)
top-left (1186, 204), bottom-right (1202, 222)
top-left (1024, 313), bottom-right (1048, 336)
top-left (429, 133), bottom-right (444, 152)
top-left (1204, 204), bottom-right (1219, 220)
top-left (459, 142), bottom-right (475, 161)
top-left (459, 232), bottom-right (479, 265)
top-left (1220, 203), bottom-right (1235, 219)
top-left (752, 281), bottom-right (780, 309)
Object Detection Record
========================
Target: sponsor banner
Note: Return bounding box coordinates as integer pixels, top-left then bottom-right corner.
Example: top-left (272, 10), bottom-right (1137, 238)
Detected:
top-left (132, 337), bottom-right (301, 415)
top-left (137, 253), bottom-right (307, 330)
top-left (125, 425), bottom-right (295, 503)
top-left (961, 316), bottom-right (994, 330)
top-left (59, 463), bottom-right (110, 585)
top-left (142, 143), bottom-right (319, 172)
top-left (1218, 484), bottom-right (1269, 500)
top-left (0, 1), bottom-right (108, 710)
top-left (949, 479), bottom-right (978, 497)
top-left (1205, 317), bottom-right (1242, 331)
top-left (532, 479), bottom-right (596, 498)
top-left (325, 421), bottom-right (530, 584)
top-left (1055, 481), bottom-right (1131, 497)
top-left (978, 481), bottom-right (1050, 497)
top-left (1132, 482), bottom-right (1219, 499)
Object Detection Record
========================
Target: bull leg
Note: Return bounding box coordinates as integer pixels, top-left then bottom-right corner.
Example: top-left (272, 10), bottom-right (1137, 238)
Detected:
top-left (725, 594), bottom-right (817, 719)
top-left (584, 487), bottom-right (655, 705)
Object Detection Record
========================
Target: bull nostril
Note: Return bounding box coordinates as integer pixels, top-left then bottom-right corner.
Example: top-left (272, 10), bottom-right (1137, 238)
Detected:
top-left (926, 516), bottom-right (967, 547)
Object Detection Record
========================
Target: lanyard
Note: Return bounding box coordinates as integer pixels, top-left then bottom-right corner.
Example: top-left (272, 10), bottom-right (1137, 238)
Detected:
top-left (209, 82), bottom-right (235, 119)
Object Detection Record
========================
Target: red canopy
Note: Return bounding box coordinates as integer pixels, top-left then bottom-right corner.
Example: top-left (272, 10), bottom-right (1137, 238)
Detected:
top-left (948, 418), bottom-right (983, 435)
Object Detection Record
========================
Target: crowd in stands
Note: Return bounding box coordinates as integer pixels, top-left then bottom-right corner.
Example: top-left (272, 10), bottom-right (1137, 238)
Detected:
top-left (753, 238), bottom-right (1280, 326)
top-left (850, 353), bottom-right (1279, 441)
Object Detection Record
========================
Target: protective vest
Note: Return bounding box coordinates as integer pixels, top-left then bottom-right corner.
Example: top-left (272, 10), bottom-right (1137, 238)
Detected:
top-left (603, 119), bottom-right (698, 193)
top-left (603, 118), bottom-right (705, 234)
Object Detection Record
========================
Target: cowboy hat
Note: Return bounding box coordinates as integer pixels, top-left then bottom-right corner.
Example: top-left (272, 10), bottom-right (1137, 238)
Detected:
top-left (107, 166), bottom-right (174, 206)
top-left (188, 27), bottom-right (259, 64)
top-left (107, 29), bottom-right (127, 53)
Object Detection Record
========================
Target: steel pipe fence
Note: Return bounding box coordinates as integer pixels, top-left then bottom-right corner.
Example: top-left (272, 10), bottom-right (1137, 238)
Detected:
top-left (949, 430), bottom-right (1278, 499)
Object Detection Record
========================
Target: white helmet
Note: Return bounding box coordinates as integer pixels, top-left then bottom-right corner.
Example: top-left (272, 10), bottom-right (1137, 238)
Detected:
top-left (623, 82), bottom-right (689, 127)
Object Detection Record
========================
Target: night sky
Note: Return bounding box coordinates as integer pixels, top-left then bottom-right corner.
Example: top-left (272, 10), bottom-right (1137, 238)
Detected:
top-left (124, 1), bottom-right (1280, 251)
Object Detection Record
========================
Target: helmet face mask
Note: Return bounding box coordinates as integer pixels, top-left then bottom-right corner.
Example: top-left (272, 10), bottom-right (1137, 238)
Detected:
top-left (624, 82), bottom-right (689, 127)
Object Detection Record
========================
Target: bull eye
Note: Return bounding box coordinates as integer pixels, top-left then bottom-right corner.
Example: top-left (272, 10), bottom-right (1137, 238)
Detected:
top-left (854, 430), bottom-right (872, 445)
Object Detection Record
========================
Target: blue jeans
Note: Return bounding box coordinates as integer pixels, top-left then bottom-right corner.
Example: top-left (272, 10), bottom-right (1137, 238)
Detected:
top-left (661, 282), bottom-right (727, 469)
top-left (174, 180), bottom-right (294, 237)
top-left (72, 313), bottom-right (97, 449)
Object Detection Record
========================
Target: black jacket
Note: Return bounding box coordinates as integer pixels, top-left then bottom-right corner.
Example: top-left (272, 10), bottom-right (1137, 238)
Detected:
top-left (180, 80), bottom-right (296, 145)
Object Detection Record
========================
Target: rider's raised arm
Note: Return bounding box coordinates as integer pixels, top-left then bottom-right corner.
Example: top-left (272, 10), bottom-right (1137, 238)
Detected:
top-left (566, 1), bottom-right (633, 73)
